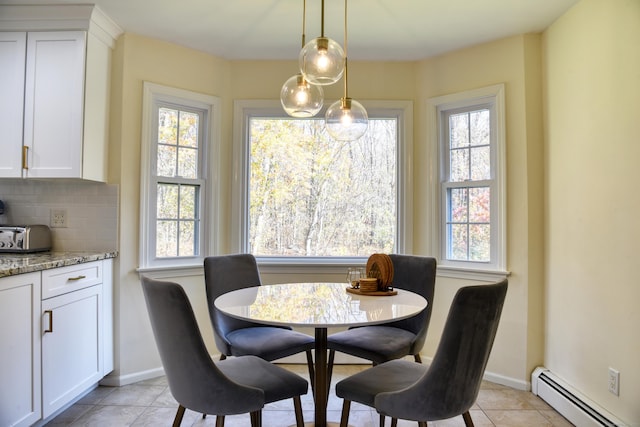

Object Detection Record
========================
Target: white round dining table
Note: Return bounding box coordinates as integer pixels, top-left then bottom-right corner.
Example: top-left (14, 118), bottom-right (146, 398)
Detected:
top-left (215, 282), bottom-right (428, 427)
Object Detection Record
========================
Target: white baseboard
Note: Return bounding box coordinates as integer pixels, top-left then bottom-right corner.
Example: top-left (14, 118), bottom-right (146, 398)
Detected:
top-left (100, 366), bottom-right (165, 387)
top-left (101, 352), bottom-right (529, 392)
top-left (420, 355), bottom-right (530, 391)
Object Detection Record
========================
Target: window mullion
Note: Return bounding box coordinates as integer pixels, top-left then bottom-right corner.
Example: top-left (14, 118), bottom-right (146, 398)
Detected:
top-left (467, 112), bottom-right (472, 181)
top-left (174, 113), bottom-right (181, 178)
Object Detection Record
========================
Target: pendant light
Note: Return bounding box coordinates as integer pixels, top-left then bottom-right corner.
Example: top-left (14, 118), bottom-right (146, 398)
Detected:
top-left (281, 0), bottom-right (324, 117)
top-left (325, 0), bottom-right (368, 141)
top-left (299, 0), bottom-right (345, 85)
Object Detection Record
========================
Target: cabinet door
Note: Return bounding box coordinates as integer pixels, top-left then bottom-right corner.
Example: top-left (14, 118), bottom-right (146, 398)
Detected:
top-left (0, 273), bottom-right (42, 427)
top-left (0, 32), bottom-right (26, 178)
top-left (24, 31), bottom-right (85, 178)
top-left (42, 284), bottom-right (102, 418)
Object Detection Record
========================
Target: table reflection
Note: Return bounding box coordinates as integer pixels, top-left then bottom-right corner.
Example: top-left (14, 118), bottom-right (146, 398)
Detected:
top-left (215, 282), bottom-right (426, 328)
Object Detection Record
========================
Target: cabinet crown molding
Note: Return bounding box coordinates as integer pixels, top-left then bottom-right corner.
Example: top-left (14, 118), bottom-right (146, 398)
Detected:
top-left (0, 4), bottom-right (122, 46)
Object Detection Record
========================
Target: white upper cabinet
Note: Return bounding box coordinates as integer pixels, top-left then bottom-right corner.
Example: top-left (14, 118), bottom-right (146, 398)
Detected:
top-left (0, 32), bottom-right (26, 178)
top-left (0, 5), bottom-right (122, 182)
top-left (24, 31), bottom-right (86, 179)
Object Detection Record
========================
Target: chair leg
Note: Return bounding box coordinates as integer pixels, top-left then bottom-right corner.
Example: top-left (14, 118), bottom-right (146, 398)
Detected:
top-left (414, 353), bottom-right (422, 363)
top-left (379, 413), bottom-right (385, 426)
top-left (306, 350), bottom-right (315, 397)
top-left (215, 415), bottom-right (225, 427)
top-left (418, 422), bottom-right (428, 427)
top-left (250, 410), bottom-right (262, 427)
top-left (462, 411), bottom-right (475, 427)
top-left (172, 405), bottom-right (186, 427)
top-left (340, 400), bottom-right (351, 427)
top-left (293, 396), bottom-right (304, 427)
top-left (219, 354), bottom-right (227, 361)
top-left (390, 417), bottom-right (398, 427)
top-left (327, 349), bottom-right (336, 403)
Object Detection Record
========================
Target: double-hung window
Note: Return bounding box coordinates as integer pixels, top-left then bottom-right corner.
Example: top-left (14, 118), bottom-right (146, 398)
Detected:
top-left (233, 100), bottom-right (413, 267)
top-left (429, 85), bottom-right (506, 277)
top-left (139, 82), bottom-right (220, 270)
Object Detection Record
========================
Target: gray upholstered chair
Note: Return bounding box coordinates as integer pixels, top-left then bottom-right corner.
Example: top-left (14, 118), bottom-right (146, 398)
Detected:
top-left (140, 276), bottom-right (308, 427)
top-left (335, 279), bottom-right (508, 427)
top-left (326, 255), bottom-right (437, 387)
top-left (203, 254), bottom-right (316, 390)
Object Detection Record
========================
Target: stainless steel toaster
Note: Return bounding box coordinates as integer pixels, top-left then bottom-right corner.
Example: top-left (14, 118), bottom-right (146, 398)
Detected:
top-left (0, 225), bottom-right (52, 253)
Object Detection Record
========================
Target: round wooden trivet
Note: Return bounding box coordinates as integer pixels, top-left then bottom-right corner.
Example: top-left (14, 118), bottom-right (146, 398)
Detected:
top-left (366, 253), bottom-right (394, 288)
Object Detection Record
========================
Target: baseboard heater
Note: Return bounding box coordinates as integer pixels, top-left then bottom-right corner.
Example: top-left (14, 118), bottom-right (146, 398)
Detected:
top-left (532, 367), bottom-right (626, 427)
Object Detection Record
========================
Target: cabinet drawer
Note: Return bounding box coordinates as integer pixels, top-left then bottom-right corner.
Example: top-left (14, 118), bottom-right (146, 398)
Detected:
top-left (42, 261), bottom-right (102, 299)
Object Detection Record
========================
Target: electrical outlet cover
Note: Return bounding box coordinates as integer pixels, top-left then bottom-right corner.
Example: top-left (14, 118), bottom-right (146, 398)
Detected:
top-left (50, 209), bottom-right (67, 228)
top-left (608, 368), bottom-right (620, 396)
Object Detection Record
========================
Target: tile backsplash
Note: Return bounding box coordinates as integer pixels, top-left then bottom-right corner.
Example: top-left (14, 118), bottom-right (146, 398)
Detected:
top-left (0, 180), bottom-right (118, 252)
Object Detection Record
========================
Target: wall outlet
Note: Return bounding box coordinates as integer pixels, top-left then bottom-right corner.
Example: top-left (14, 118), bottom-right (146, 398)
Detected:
top-left (608, 367), bottom-right (620, 396)
top-left (50, 209), bottom-right (68, 228)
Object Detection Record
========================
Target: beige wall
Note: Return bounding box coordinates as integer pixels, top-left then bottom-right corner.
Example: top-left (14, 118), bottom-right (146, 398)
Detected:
top-left (542, 0), bottom-right (639, 423)
top-left (108, 33), bottom-right (233, 379)
top-left (414, 34), bottom-right (545, 387)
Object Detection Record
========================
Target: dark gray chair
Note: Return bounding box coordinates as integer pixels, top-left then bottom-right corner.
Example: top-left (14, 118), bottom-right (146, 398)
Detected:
top-left (203, 254), bottom-right (316, 391)
top-left (140, 276), bottom-right (308, 427)
top-left (335, 279), bottom-right (508, 427)
top-left (326, 255), bottom-right (437, 386)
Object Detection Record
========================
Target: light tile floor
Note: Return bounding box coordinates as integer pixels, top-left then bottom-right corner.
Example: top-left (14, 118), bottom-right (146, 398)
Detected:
top-left (45, 364), bottom-right (574, 426)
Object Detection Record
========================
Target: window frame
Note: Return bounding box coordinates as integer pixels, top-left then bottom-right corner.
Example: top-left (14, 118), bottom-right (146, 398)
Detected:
top-left (139, 82), bottom-right (221, 272)
top-left (427, 84), bottom-right (508, 280)
top-left (232, 99), bottom-right (413, 272)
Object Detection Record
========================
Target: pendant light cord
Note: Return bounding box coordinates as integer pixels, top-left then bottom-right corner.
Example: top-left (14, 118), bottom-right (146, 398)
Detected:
top-left (301, 0), bottom-right (306, 47)
top-left (343, 0), bottom-right (349, 99)
top-left (321, 0), bottom-right (325, 37)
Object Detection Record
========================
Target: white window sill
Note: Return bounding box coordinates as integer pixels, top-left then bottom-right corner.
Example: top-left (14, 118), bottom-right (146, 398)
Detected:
top-left (256, 256), bottom-right (368, 275)
top-left (136, 259), bottom-right (510, 283)
top-left (137, 264), bottom-right (204, 279)
top-left (436, 265), bottom-right (510, 282)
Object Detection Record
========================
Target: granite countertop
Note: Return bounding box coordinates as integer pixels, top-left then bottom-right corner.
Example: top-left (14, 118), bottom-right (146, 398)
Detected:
top-left (0, 251), bottom-right (118, 278)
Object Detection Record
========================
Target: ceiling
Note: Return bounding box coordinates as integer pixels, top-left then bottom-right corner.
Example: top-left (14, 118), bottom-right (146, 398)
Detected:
top-left (1, 0), bottom-right (580, 61)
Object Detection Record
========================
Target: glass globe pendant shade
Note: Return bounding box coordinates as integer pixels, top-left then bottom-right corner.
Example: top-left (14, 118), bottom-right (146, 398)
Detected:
top-left (280, 74), bottom-right (324, 117)
top-left (325, 97), bottom-right (368, 141)
top-left (299, 37), bottom-right (345, 85)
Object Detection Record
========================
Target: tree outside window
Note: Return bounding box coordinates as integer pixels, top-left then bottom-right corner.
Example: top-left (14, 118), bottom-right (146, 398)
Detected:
top-left (155, 106), bottom-right (202, 258)
top-left (248, 118), bottom-right (397, 257)
top-left (445, 109), bottom-right (491, 262)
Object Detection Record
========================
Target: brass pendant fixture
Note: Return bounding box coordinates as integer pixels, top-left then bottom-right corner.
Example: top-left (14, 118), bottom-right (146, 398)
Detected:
top-left (281, 0), bottom-right (324, 117)
top-left (324, 0), bottom-right (368, 141)
top-left (281, 0), bottom-right (368, 142)
top-left (298, 0), bottom-right (345, 86)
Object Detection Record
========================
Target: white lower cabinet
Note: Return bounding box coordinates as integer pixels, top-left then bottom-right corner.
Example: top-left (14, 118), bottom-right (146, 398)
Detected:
top-left (0, 272), bottom-right (42, 427)
top-left (0, 259), bottom-right (113, 426)
top-left (42, 284), bottom-right (102, 418)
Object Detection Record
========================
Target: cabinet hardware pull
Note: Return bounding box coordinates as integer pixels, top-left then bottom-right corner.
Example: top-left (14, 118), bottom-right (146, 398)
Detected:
top-left (22, 146), bottom-right (29, 170)
top-left (44, 310), bottom-right (53, 333)
top-left (68, 275), bottom-right (87, 281)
